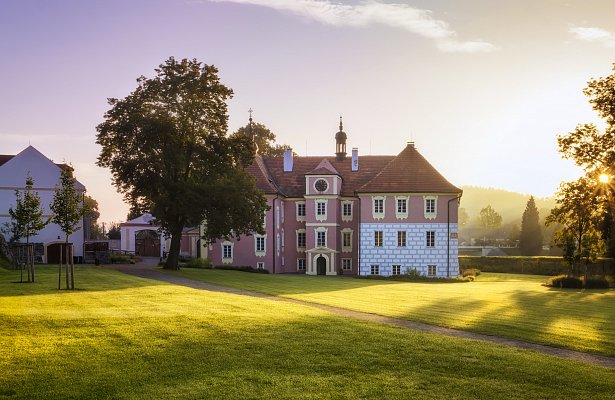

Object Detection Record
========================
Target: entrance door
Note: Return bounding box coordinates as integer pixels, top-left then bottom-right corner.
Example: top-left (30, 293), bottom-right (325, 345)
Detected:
top-left (316, 256), bottom-right (326, 275)
top-left (135, 230), bottom-right (160, 257)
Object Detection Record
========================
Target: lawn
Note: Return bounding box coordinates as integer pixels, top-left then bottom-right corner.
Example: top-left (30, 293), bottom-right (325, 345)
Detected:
top-left (1, 265), bottom-right (615, 399)
top-left (169, 269), bottom-right (615, 357)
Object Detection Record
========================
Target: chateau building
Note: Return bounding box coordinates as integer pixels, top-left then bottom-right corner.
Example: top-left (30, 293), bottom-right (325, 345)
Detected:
top-left (208, 119), bottom-right (462, 277)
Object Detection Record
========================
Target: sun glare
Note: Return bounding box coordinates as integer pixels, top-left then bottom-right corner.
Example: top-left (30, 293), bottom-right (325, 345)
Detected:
top-left (599, 174), bottom-right (610, 183)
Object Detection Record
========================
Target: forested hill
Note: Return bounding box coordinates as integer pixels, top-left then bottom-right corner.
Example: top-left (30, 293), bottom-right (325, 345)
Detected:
top-left (459, 186), bottom-right (556, 224)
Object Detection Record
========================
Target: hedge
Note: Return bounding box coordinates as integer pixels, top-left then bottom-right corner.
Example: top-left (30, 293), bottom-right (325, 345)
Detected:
top-left (459, 256), bottom-right (615, 276)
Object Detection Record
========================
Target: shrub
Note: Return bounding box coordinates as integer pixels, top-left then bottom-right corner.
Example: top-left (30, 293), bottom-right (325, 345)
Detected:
top-left (110, 253), bottom-right (136, 264)
top-left (583, 276), bottom-right (610, 289)
top-left (214, 265), bottom-right (269, 274)
top-left (544, 275), bottom-right (583, 289)
top-left (462, 268), bottom-right (481, 277)
top-left (183, 258), bottom-right (213, 269)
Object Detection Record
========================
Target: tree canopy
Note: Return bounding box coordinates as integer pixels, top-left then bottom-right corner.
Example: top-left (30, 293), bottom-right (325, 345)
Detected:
top-left (478, 205), bottom-right (502, 229)
top-left (7, 176), bottom-right (47, 244)
top-left (96, 57), bottom-right (269, 269)
top-left (230, 122), bottom-right (294, 157)
top-left (554, 62), bottom-right (615, 259)
top-left (519, 196), bottom-right (543, 256)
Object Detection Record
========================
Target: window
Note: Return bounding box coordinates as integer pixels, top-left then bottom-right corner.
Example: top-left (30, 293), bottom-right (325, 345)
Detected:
top-left (370, 264), bottom-right (380, 275)
top-left (397, 231), bottom-right (406, 247)
top-left (222, 241), bottom-right (233, 263)
top-left (317, 201), bottom-right (326, 216)
top-left (426, 231), bottom-right (435, 247)
top-left (317, 231), bottom-right (326, 247)
top-left (256, 236), bottom-right (265, 252)
top-left (424, 195), bottom-right (438, 219)
top-left (395, 196), bottom-right (409, 219)
top-left (223, 245), bottom-right (232, 259)
top-left (428, 265), bottom-right (437, 277)
top-left (374, 231), bottom-right (383, 247)
top-left (397, 198), bottom-right (407, 214)
top-left (297, 202), bottom-right (306, 218)
top-left (342, 259), bottom-right (352, 271)
top-left (297, 231), bottom-right (306, 249)
top-left (372, 196), bottom-right (386, 219)
top-left (255, 235), bottom-right (266, 256)
top-left (343, 232), bottom-right (351, 247)
top-left (297, 259), bottom-right (306, 271)
top-left (392, 265), bottom-right (401, 275)
top-left (343, 202), bottom-right (352, 216)
top-left (374, 199), bottom-right (383, 213)
top-left (257, 262), bottom-right (265, 270)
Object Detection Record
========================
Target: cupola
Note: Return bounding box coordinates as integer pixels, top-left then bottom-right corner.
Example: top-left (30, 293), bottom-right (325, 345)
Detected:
top-left (335, 116), bottom-right (347, 161)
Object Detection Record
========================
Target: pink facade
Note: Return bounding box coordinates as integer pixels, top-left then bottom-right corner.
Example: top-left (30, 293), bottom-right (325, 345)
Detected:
top-left (207, 123), bottom-right (461, 277)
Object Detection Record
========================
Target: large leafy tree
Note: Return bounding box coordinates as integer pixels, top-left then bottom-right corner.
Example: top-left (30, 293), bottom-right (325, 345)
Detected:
top-left (7, 175), bottom-right (48, 282)
top-left (477, 205), bottom-right (502, 230)
top-left (96, 57), bottom-right (268, 269)
top-left (230, 121), bottom-right (293, 157)
top-left (519, 196), bottom-right (543, 256)
top-left (557, 63), bottom-right (615, 256)
top-left (50, 168), bottom-right (85, 290)
top-left (83, 195), bottom-right (104, 239)
top-left (546, 177), bottom-right (606, 277)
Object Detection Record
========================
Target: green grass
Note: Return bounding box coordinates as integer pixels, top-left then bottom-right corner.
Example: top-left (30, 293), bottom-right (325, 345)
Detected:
top-left (2, 265), bottom-right (615, 399)
top-left (169, 269), bottom-right (615, 356)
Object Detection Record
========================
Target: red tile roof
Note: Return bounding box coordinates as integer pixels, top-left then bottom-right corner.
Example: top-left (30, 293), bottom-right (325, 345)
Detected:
top-left (0, 155), bottom-right (14, 166)
top-left (358, 144), bottom-right (461, 193)
top-left (250, 143), bottom-right (460, 197)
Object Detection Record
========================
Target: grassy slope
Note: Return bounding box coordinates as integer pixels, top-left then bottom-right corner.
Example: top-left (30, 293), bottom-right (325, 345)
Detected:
top-left (1, 266), bottom-right (614, 399)
top-left (170, 270), bottom-right (615, 356)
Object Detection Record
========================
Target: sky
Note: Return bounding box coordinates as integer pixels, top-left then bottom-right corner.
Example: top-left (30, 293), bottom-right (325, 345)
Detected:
top-left (1, 0), bottom-right (614, 224)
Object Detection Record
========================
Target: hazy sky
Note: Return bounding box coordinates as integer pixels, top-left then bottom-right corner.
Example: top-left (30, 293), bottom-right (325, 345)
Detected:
top-left (2, 0), bottom-right (614, 223)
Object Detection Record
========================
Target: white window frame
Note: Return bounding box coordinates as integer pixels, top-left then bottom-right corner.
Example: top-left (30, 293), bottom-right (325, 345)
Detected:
top-left (254, 234), bottom-right (266, 257)
top-left (221, 241), bottom-right (233, 264)
top-left (424, 195), bottom-right (438, 220)
top-left (296, 229), bottom-right (306, 252)
top-left (315, 199), bottom-right (327, 222)
top-left (315, 227), bottom-right (327, 248)
top-left (297, 258), bottom-right (306, 271)
top-left (257, 262), bottom-right (265, 270)
top-left (342, 201), bottom-right (353, 222)
top-left (428, 264), bottom-right (437, 277)
top-left (342, 258), bottom-right (352, 271)
top-left (341, 228), bottom-right (353, 253)
top-left (426, 231), bottom-right (435, 248)
top-left (296, 201), bottom-right (306, 221)
top-left (395, 196), bottom-right (409, 219)
top-left (370, 264), bottom-right (380, 275)
top-left (372, 196), bottom-right (385, 220)
top-left (374, 231), bottom-right (383, 247)
top-left (397, 231), bottom-right (406, 247)
top-left (392, 265), bottom-right (401, 275)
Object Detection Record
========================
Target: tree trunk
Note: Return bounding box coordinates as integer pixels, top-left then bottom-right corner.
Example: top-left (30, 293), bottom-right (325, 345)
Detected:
top-left (164, 228), bottom-right (183, 270)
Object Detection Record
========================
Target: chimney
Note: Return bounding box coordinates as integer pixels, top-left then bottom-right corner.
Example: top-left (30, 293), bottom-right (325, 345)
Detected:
top-left (283, 149), bottom-right (293, 172)
top-left (351, 148), bottom-right (359, 172)
top-left (407, 141), bottom-right (415, 148)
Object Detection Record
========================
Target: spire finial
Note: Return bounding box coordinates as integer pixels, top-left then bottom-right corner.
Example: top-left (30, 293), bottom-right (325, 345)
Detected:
top-left (248, 108), bottom-right (258, 155)
top-left (339, 115), bottom-right (343, 132)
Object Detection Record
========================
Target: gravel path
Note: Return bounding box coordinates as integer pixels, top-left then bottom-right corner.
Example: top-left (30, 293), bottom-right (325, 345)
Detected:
top-left (109, 259), bottom-right (615, 370)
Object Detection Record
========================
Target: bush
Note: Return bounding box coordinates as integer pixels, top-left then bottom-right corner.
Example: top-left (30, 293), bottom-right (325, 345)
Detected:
top-left (462, 268), bottom-right (481, 277)
top-left (583, 276), bottom-right (610, 289)
top-left (460, 256), bottom-right (615, 276)
top-left (545, 275), bottom-right (584, 289)
top-left (214, 265), bottom-right (270, 274)
top-left (110, 253), bottom-right (136, 264)
top-left (183, 258), bottom-right (213, 269)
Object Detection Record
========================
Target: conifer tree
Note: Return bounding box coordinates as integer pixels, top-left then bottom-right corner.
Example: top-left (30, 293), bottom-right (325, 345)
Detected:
top-left (519, 196), bottom-right (543, 255)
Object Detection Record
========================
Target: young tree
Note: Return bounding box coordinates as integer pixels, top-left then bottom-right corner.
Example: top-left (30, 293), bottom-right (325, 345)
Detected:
top-left (230, 121), bottom-right (293, 157)
top-left (50, 168), bottom-right (85, 290)
top-left (519, 196), bottom-right (543, 255)
top-left (546, 177), bottom-right (606, 277)
top-left (7, 176), bottom-right (48, 282)
top-left (96, 57), bottom-right (269, 269)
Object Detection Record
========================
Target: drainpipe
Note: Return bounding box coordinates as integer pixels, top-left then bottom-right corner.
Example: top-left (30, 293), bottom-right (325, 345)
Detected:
top-left (447, 194), bottom-right (461, 277)
top-left (356, 192), bottom-right (361, 277)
